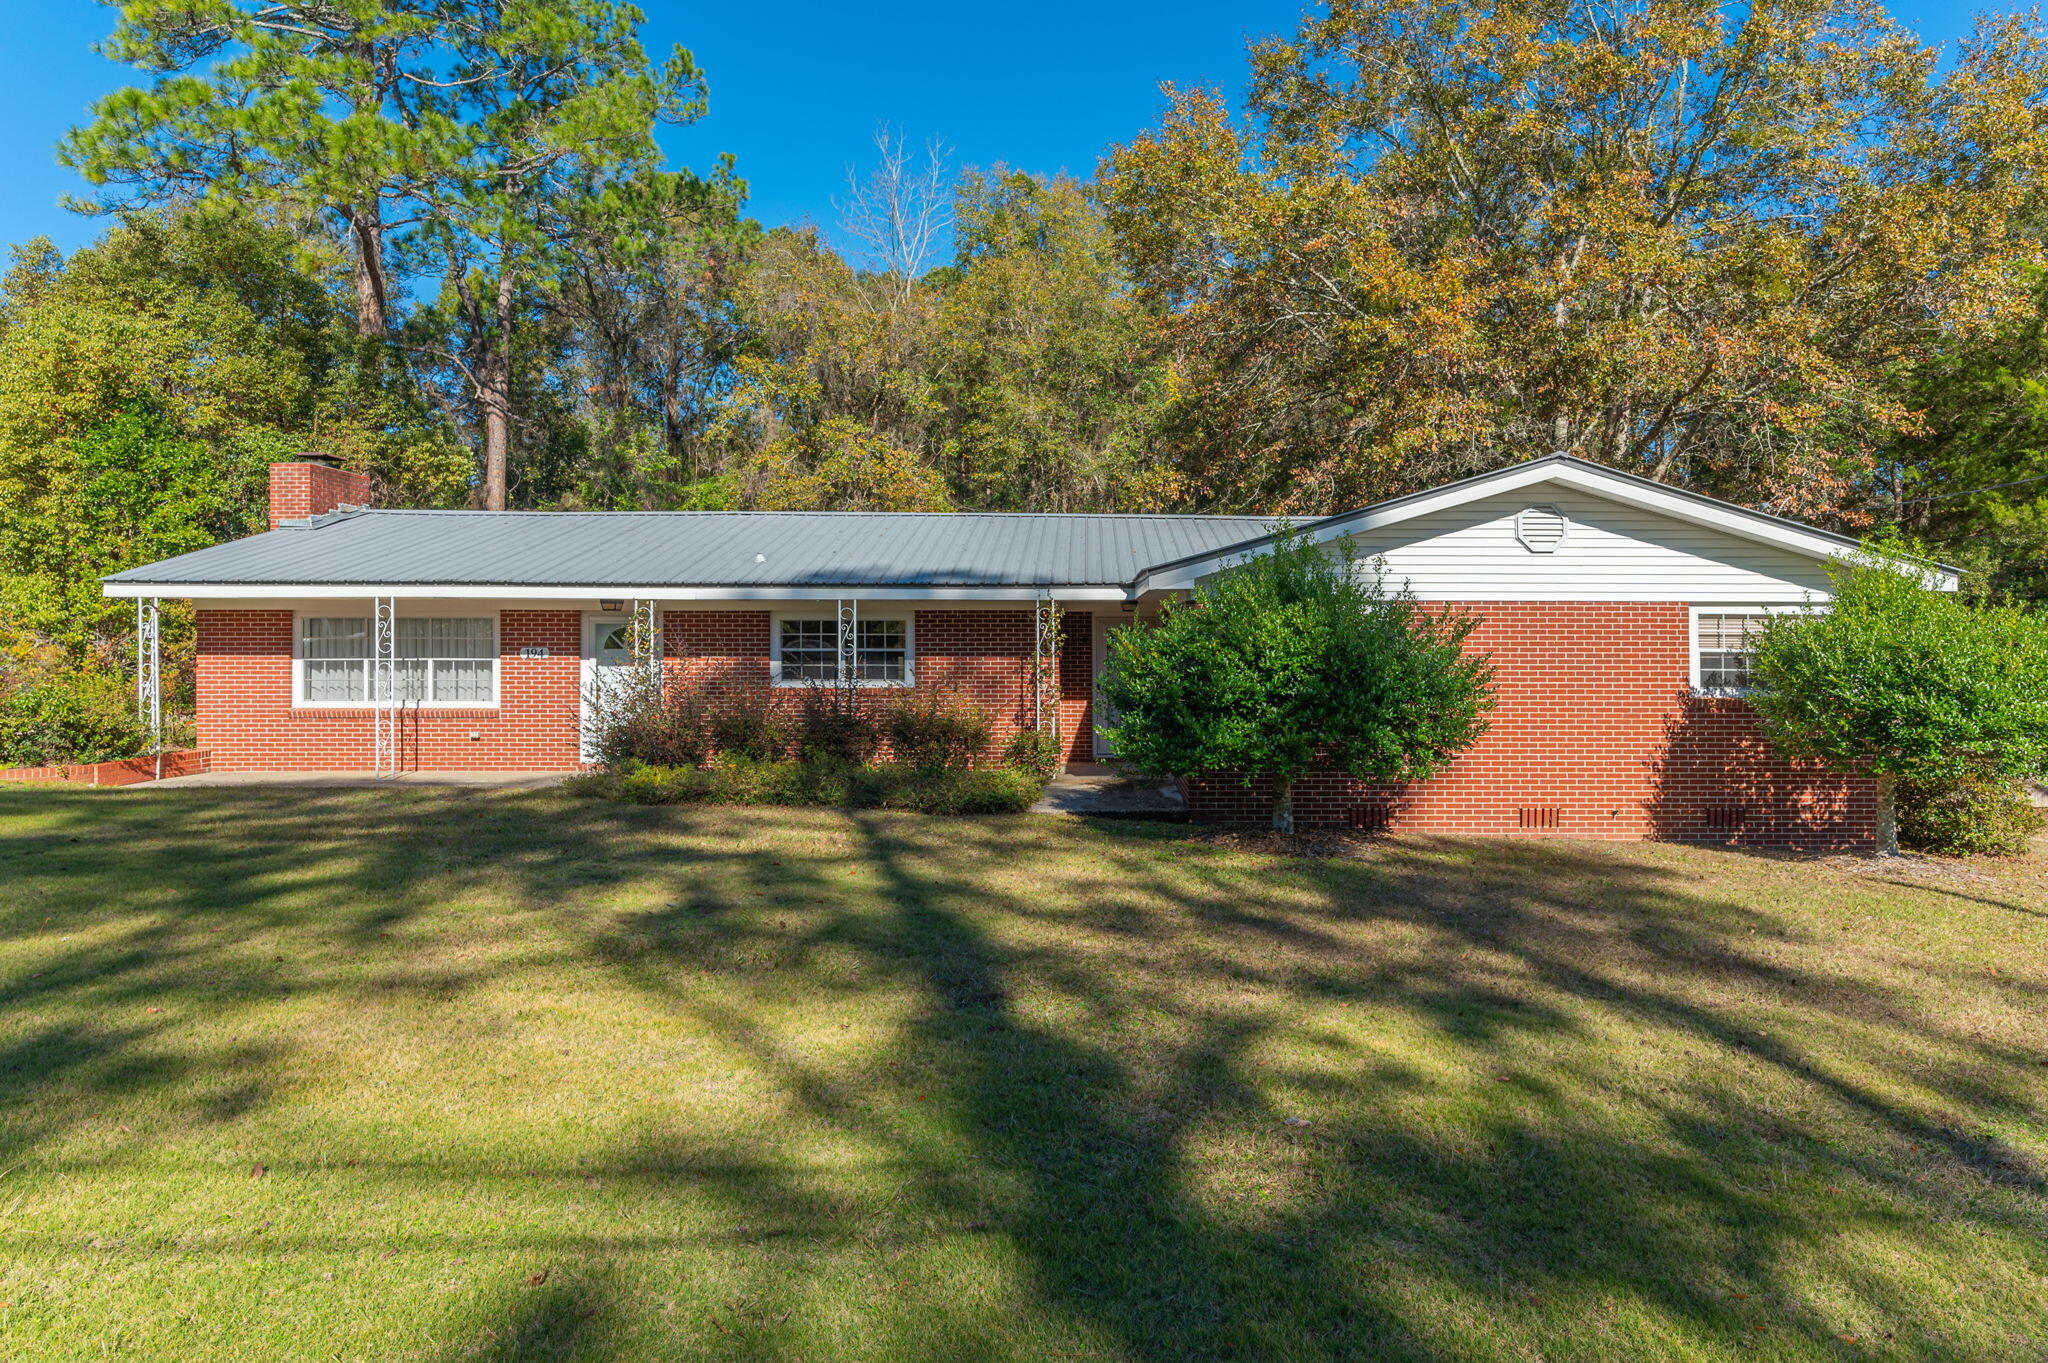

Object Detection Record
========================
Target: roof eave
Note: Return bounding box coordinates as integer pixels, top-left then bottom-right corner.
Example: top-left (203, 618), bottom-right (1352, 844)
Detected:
top-left (100, 581), bottom-right (1134, 602)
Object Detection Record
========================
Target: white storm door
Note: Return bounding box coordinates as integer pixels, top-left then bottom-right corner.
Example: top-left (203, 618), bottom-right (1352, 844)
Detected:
top-left (579, 616), bottom-right (634, 761)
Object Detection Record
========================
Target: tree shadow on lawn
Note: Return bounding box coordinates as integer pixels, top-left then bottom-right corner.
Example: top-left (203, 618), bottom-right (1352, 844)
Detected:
top-left (2, 787), bottom-right (2045, 1359)
top-left (563, 816), bottom-right (2048, 1360)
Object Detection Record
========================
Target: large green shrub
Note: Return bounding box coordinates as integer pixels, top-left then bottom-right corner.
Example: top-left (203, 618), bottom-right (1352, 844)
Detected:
top-left (1101, 531), bottom-right (1495, 831)
top-left (1749, 547), bottom-right (2048, 853)
top-left (0, 672), bottom-right (146, 767)
top-left (1897, 775), bottom-right (2045, 857)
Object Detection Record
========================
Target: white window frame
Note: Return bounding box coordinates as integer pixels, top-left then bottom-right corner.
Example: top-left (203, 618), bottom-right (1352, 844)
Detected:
top-left (1688, 605), bottom-right (1807, 697)
top-left (292, 610), bottom-right (502, 709)
top-left (770, 611), bottom-right (915, 688)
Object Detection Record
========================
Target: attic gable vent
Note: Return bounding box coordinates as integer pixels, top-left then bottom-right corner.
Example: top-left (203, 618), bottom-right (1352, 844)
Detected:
top-left (1515, 504), bottom-right (1569, 553)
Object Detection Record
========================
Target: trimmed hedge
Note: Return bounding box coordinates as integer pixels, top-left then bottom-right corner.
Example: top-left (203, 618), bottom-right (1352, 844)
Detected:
top-left (569, 758), bottom-right (1043, 815)
top-left (1897, 774), bottom-right (2045, 857)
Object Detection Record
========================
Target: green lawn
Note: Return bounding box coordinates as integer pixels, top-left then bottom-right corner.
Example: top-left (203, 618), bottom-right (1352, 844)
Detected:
top-left (1, 787), bottom-right (2044, 1361)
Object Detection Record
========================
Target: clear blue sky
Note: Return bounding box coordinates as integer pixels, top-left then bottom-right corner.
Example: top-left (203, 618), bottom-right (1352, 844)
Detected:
top-left (0, 0), bottom-right (1996, 262)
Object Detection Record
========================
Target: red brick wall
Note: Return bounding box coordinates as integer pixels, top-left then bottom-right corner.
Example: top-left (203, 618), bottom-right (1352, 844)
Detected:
top-left (665, 610), bottom-right (771, 692)
top-left (1180, 601), bottom-right (1874, 849)
top-left (1059, 611), bottom-right (1094, 763)
top-left (656, 609), bottom-right (1054, 753)
top-left (195, 609), bottom-right (583, 771)
top-left (268, 463), bottom-right (372, 529)
top-left (191, 599), bottom-right (1869, 849)
top-left (913, 609), bottom-right (1039, 743)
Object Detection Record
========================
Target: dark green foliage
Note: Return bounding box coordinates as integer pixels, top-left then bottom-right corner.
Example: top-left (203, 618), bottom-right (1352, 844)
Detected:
top-left (1001, 728), bottom-right (1064, 781)
top-left (1749, 548), bottom-right (2048, 851)
top-left (1101, 531), bottom-right (1495, 830)
top-left (883, 690), bottom-right (992, 769)
top-left (902, 765), bottom-right (1043, 814)
top-left (604, 758), bottom-right (1041, 814)
top-left (709, 689), bottom-right (792, 761)
top-left (1888, 270), bottom-right (2048, 603)
top-left (1897, 774), bottom-right (2045, 858)
top-left (0, 673), bottom-right (145, 766)
top-left (794, 685), bottom-right (880, 765)
top-left (1751, 556), bottom-right (2048, 784)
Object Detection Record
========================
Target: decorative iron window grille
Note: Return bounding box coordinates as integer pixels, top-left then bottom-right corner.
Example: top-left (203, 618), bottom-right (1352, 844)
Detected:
top-left (776, 615), bottom-right (909, 684)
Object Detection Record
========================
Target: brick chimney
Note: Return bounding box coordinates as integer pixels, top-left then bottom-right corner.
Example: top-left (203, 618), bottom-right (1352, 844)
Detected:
top-left (269, 453), bottom-right (373, 530)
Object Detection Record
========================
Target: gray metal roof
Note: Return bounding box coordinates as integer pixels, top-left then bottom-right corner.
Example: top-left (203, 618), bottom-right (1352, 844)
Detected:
top-left (103, 509), bottom-right (1285, 589)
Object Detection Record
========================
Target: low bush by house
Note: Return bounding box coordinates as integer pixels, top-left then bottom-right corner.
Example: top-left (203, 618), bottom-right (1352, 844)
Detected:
top-left (571, 756), bottom-right (1044, 814)
top-left (1898, 773), bottom-right (2046, 857)
top-left (580, 675), bottom-right (1050, 813)
top-left (793, 684), bottom-right (883, 765)
top-left (882, 687), bottom-right (993, 769)
top-left (1001, 727), bottom-right (1064, 781)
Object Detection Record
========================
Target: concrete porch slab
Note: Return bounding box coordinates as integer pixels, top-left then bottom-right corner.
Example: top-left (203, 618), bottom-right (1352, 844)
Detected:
top-left (1032, 772), bottom-right (1187, 819)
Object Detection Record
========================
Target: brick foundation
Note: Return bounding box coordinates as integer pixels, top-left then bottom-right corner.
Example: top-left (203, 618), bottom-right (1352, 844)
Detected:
top-left (0, 750), bottom-right (212, 786)
top-left (1179, 602), bottom-right (1873, 849)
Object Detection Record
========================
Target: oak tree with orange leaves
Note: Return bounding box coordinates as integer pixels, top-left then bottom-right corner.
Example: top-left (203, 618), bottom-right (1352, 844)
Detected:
top-left (1101, 0), bottom-right (2048, 520)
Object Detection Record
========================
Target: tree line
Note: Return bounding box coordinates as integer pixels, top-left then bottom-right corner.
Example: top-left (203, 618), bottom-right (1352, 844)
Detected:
top-left (5, 0), bottom-right (2048, 748)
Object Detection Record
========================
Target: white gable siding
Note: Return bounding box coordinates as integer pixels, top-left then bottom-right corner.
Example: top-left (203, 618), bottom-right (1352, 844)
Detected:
top-left (1332, 488), bottom-right (1835, 602)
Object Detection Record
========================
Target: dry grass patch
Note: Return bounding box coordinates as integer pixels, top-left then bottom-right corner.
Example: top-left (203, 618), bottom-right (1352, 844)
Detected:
top-left (0, 786), bottom-right (2043, 1360)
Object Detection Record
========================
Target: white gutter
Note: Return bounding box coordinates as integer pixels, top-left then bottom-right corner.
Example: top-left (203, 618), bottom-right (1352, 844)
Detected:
top-left (100, 581), bottom-right (1132, 603)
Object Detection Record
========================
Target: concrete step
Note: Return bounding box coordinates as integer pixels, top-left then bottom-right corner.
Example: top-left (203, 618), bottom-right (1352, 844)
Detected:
top-left (1032, 773), bottom-right (1186, 819)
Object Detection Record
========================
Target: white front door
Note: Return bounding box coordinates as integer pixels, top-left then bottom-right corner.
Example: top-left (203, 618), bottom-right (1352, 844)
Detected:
top-left (580, 616), bottom-right (634, 761)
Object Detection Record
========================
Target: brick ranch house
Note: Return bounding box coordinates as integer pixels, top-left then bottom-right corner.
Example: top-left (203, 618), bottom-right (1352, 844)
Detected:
top-left (104, 453), bottom-right (1956, 847)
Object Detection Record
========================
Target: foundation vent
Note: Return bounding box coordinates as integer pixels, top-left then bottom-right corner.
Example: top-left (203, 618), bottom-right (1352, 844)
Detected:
top-left (1703, 806), bottom-right (1748, 833)
top-left (1516, 806), bottom-right (1562, 830)
top-left (1345, 804), bottom-right (1392, 832)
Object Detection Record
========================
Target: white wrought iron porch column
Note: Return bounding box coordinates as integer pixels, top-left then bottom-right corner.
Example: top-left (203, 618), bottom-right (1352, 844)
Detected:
top-left (1032, 593), bottom-right (1061, 744)
top-left (135, 597), bottom-right (162, 778)
top-left (836, 598), bottom-right (858, 687)
top-left (373, 596), bottom-right (398, 778)
top-left (629, 597), bottom-right (663, 688)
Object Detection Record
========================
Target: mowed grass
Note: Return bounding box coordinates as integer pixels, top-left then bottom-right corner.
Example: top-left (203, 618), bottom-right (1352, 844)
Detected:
top-left (0, 789), bottom-right (2045, 1361)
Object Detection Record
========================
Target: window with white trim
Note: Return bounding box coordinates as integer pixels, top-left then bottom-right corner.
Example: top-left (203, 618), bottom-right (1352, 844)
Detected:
top-left (300, 616), bottom-right (497, 704)
top-left (1693, 612), bottom-right (1768, 694)
top-left (775, 616), bottom-right (911, 685)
